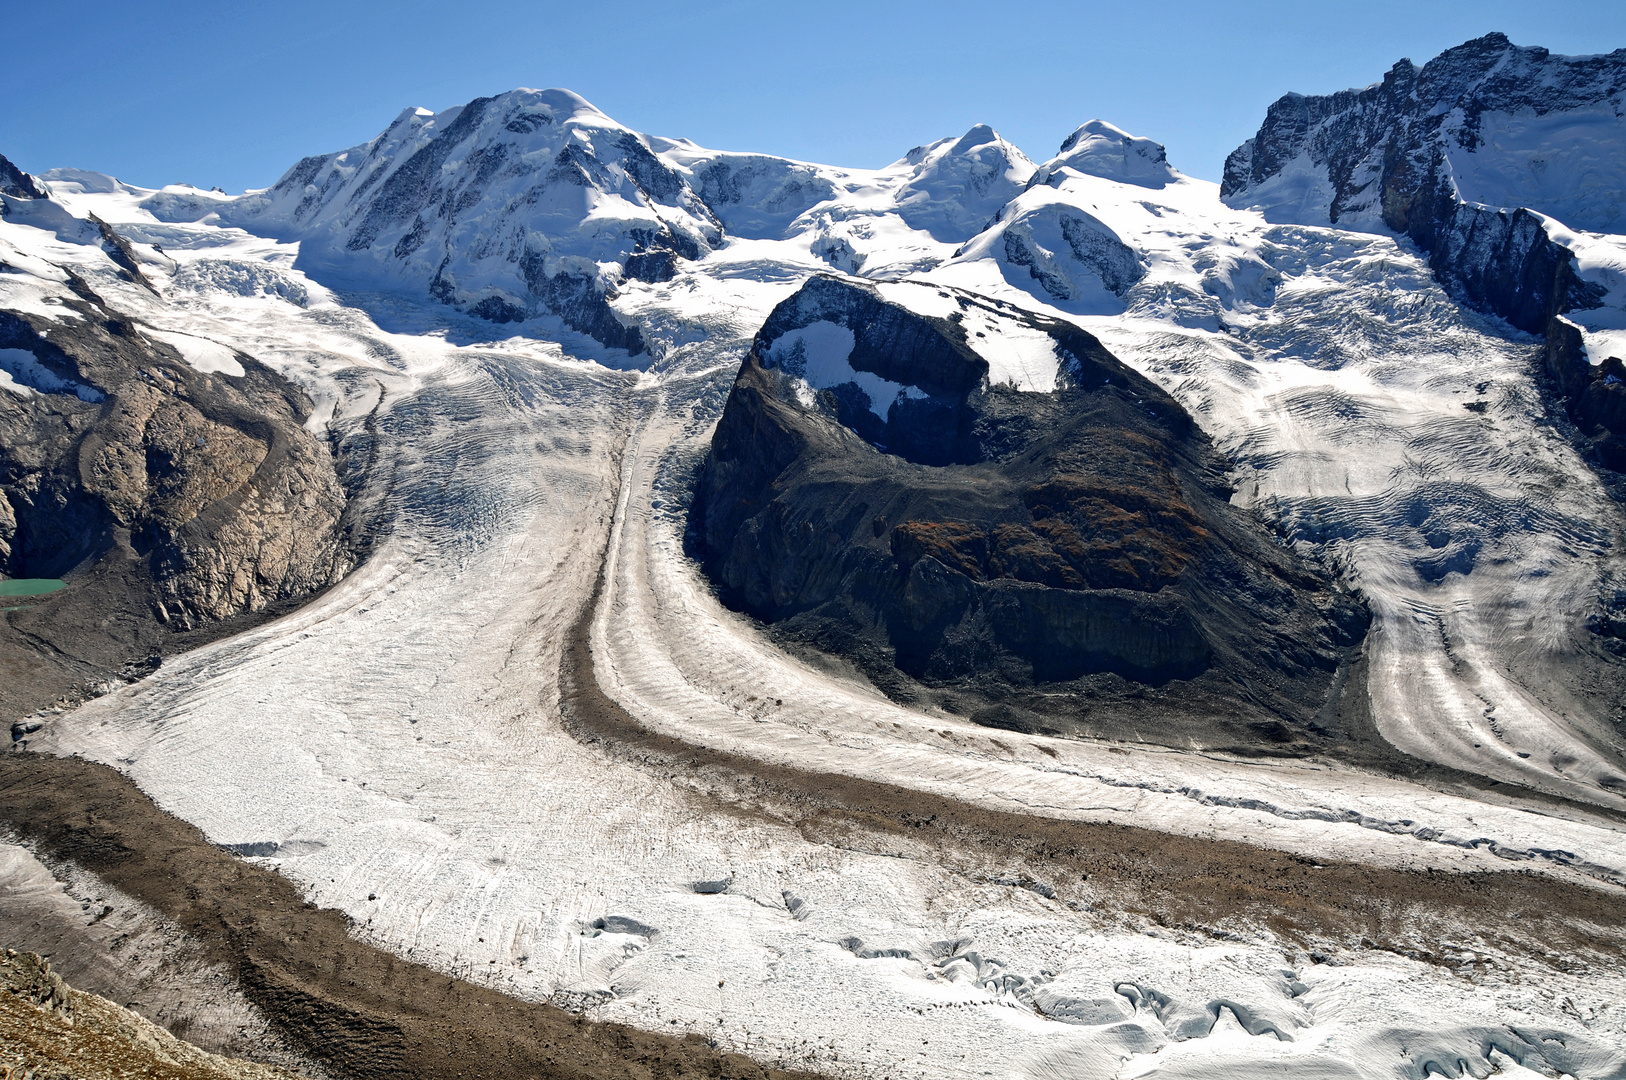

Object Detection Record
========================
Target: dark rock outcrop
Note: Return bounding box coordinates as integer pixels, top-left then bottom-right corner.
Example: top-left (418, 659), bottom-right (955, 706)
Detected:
top-left (692, 276), bottom-right (1367, 752)
top-left (1545, 316), bottom-right (1626, 474)
top-left (0, 153), bottom-right (47, 200)
top-left (1, 278), bottom-right (350, 721)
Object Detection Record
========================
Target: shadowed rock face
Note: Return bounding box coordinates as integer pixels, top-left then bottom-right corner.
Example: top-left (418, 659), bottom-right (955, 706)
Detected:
top-left (692, 276), bottom-right (1368, 752)
top-left (0, 276), bottom-right (350, 721)
top-left (0, 153), bottom-right (47, 200)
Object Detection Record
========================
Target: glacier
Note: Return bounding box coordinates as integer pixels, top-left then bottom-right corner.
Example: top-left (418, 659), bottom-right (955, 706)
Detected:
top-left (5, 50), bottom-right (1626, 1080)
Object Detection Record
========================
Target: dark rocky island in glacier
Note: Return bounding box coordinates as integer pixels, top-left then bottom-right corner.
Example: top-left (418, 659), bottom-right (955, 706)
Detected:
top-left (693, 274), bottom-right (1369, 751)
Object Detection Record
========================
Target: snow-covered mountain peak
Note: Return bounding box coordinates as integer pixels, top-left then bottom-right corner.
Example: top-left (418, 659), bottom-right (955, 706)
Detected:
top-left (38, 168), bottom-right (142, 198)
top-left (919, 118), bottom-right (1201, 316)
top-left (504, 86), bottom-right (622, 128)
top-left (1221, 32), bottom-right (1626, 365)
top-left (887, 124), bottom-right (1035, 243)
top-left (1222, 33), bottom-right (1626, 233)
top-left (899, 123), bottom-right (1017, 166)
top-left (231, 86), bottom-right (706, 241)
top-left (1040, 119), bottom-right (1177, 189)
top-left (188, 87), bottom-right (729, 352)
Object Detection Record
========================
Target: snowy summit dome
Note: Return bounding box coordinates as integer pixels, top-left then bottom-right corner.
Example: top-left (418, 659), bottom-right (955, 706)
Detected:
top-left (1038, 119), bottom-right (1177, 189)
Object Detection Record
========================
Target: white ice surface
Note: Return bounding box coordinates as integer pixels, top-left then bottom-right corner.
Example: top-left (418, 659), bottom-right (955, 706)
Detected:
top-left (0, 349), bottom-right (40, 397)
top-left (1216, 151), bottom-right (1352, 230)
top-left (0, 345), bottom-right (104, 401)
top-left (767, 320), bottom-right (924, 418)
top-left (1545, 220), bottom-right (1626, 364)
top-left (142, 327), bottom-right (246, 376)
top-left (10, 120), bottom-right (1626, 1078)
top-left (1447, 105), bottom-right (1626, 234)
top-left (873, 279), bottom-right (1068, 392)
top-left (962, 306), bottom-right (1065, 392)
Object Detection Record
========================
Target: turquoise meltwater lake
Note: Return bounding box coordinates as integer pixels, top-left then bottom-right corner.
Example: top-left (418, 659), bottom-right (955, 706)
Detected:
top-left (0, 578), bottom-right (67, 598)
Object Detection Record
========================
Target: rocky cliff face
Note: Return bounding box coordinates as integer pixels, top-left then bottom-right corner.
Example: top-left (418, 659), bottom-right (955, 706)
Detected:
top-left (1222, 33), bottom-right (1626, 239)
top-left (692, 276), bottom-right (1367, 751)
top-left (1545, 316), bottom-right (1626, 475)
top-left (1, 160), bottom-right (350, 721)
top-left (0, 288), bottom-right (349, 622)
top-left (0, 155), bottom-right (47, 200)
top-left (1222, 33), bottom-right (1626, 480)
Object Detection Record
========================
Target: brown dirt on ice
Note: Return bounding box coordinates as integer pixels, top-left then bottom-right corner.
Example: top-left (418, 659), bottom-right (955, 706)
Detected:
top-left (558, 572), bottom-right (1626, 978)
top-left (0, 753), bottom-right (821, 1080)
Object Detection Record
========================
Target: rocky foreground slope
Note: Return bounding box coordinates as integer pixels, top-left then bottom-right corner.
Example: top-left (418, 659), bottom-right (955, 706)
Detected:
top-left (1, 156), bottom-right (350, 722)
top-left (1, 949), bottom-right (306, 1080)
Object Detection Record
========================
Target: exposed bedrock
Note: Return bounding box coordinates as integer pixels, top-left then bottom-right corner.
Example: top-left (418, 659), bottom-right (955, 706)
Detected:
top-left (1222, 33), bottom-right (1626, 481)
top-left (692, 276), bottom-right (1368, 752)
top-left (0, 278), bottom-right (350, 721)
top-left (0, 154), bottom-right (48, 200)
top-left (1545, 316), bottom-right (1626, 476)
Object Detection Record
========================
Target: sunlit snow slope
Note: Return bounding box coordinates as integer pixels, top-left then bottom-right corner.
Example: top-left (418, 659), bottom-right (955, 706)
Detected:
top-left (8, 61), bottom-right (1626, 1080)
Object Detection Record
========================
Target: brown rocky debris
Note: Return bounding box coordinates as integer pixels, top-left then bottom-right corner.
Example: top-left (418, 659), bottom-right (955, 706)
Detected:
top-left (1, 948), bottom-right (306, 1080)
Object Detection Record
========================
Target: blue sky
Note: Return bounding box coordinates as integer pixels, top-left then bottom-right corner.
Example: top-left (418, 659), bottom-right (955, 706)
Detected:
top-left (4, 0), bottom-right (1624, 191)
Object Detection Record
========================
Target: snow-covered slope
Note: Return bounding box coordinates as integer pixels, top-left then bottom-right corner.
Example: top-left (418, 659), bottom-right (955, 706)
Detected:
top-left (1221, 34), bottom-right (1626, 370)
top-left (164, 91), bottom-right (1037, 350)
top-left (209, 89), bottom-right (725, 353)
top-left (9, 47), bottom-right (1626, 1079)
